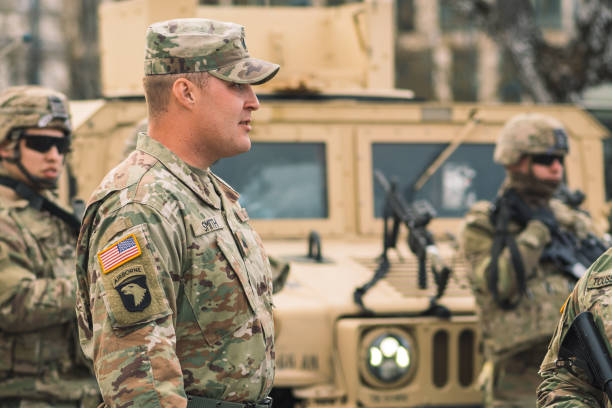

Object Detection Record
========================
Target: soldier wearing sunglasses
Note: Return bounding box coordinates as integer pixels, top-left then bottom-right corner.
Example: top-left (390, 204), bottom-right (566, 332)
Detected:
top-left (460, 113), bottom-right (604, 408)
top-left (0, 86), bottom-right (100, 407)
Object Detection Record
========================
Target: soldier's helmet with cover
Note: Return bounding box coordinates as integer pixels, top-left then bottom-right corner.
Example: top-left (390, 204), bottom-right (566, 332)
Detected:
top-left (0, 85), bottom-right (72, 144)
top-left (493, 113), bottom-right (569, 166)
top-left (0, 85), bottom-right (72, 189)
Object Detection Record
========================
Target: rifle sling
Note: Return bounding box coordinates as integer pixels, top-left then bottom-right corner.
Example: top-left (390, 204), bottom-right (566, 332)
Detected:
top-left (487, 207), bottom-right (527, 310)
top-left (0, 176), bottom-right (81, 234)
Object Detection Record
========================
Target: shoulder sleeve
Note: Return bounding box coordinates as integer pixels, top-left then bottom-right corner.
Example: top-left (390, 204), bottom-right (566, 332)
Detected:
top-left (537, 249), bottom-right (612, 407)
top-left (460, 202), bottom-right (494, 291)
top-left (460, 200), bottom-right (550, 300)
top-left (80, 199), bottom-right (187, 407)
top-left (537, 368), bottom-right (605, 407)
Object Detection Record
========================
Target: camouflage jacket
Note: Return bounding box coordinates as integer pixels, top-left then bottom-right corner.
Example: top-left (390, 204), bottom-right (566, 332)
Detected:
top-left (460, 195), bottom-right (598, 359)
top-left (0, 167), bottom-right (98, 403)
top-left (75, 134), bottom-right (275, 407)
top-left (537, 248), bottom-right (612, 408)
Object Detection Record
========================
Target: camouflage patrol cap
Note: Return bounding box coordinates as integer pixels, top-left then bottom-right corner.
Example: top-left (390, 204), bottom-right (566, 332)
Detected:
top-left (0, 85), bottom-right (71, 143)
top-left (144, 18), bottom-right (280, 85)
top-left (493, 113), bottom-right (569, 166)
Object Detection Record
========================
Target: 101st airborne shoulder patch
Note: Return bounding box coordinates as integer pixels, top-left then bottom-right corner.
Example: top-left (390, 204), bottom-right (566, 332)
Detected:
top-left (97, 229), bottom-right (171, 328)
top-left (112, 266), bottom-right (151, 312)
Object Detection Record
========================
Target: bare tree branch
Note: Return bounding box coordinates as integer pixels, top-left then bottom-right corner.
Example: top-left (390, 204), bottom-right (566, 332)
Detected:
top-left (454, 0), bottom-right (612, 103)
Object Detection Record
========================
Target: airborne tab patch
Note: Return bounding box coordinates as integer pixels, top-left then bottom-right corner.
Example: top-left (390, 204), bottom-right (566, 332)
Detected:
top-left (98, 234), bottom-right (142, 274)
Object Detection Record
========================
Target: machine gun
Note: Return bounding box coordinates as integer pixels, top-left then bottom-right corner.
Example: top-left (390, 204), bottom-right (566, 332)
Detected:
top-left (540, 228), bottom-right (608, 280)
top-left (491, 188), bottom-right (608, 284)
top-left (353, 170), bottom-right (452, 317)
top-left (559, 311), bottom-right (612, 402)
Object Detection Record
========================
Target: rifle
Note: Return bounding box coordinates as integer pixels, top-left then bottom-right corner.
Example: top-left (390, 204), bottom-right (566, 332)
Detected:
top-left (559, 311), bottom-right (612, 402)
top-left (353, 170), bottom-right (452, 317)
top-left (492, 188), bottom-right (607, 282)
top-left (540, 228), bottom-right (607, 280)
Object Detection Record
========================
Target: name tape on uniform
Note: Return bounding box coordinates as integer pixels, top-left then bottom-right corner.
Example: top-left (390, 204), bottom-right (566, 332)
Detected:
top-left (98, 234), bottom-right (142, 274)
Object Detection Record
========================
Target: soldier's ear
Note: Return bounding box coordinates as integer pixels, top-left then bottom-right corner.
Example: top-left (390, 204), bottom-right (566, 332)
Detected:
top-left (171, 78), bottom-right (197, 110)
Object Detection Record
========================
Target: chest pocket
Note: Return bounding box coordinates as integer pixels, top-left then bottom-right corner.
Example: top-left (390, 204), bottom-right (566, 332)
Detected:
top-left (185, 219), bottom-right (260, 346)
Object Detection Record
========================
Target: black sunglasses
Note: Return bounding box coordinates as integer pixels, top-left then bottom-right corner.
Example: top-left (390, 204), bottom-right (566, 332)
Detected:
top-left (22, 134), bottom-right (71, 154)
top-left (530, 154), bottom-right (564, 166)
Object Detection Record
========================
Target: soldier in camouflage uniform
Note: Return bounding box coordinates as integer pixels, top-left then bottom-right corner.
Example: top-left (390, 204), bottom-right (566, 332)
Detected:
top-left (460, 113), bottom-right (601, 407)
top-left (537, 250), bottom-right (612, 407)
top-left (0, 86), bottom-right (100, 407)
top-left (121, 118), bottom-right (291, 293)
top-left (75, 18), bottom-right (280, 407)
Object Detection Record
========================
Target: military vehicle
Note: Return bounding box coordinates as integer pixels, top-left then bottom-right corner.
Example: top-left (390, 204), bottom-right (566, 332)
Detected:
top-left (65, 0), bottom-right (611, 406)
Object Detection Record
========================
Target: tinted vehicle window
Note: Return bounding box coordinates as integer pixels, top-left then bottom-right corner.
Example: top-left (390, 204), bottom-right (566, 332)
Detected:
top-left (212, 142), bottom-right (328, 219)
top-left (372, 143), bottom-right (505, 217)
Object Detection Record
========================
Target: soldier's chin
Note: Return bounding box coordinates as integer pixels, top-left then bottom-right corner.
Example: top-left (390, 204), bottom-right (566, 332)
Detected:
top-left (37, 175), bottom-right (60, 189)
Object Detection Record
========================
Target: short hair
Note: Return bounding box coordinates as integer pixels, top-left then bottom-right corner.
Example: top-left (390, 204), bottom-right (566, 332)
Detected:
top-left (142, 72), bottom-right (209, 118)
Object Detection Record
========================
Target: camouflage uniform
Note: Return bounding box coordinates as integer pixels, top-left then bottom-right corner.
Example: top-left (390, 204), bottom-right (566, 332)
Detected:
top-left (75, 19), bottom-right (279, 407)
top-left (0, 86), bottom-right (100, 407)
top-left (537, 250), bottom-right (612, 407)
top-left (460, 113), bottom-right (600, 408)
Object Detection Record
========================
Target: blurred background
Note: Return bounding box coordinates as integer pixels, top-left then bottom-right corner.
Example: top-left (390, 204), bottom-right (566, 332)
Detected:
top-left (0, 0), bottom-right (609, 119)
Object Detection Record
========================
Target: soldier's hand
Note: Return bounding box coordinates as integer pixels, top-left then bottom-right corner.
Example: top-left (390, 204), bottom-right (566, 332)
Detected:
top-left (504, 195), bottom-right (533, 227)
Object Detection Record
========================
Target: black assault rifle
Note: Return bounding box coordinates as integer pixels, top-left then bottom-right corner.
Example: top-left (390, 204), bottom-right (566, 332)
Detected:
top-left (559, 311), bottom-right (612, 401)
top-left (492, 188), bottom-right (608, 284)
top-left (353, 170), bottom-right (452, 317)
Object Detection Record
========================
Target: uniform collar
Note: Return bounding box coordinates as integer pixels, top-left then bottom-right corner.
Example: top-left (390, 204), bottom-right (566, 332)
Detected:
top-left (136, 133), bottom-right (222, 209)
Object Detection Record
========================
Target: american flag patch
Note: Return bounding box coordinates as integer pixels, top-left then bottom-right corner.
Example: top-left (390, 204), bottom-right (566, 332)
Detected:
top-left (97, 234), bottom-right (142, 274)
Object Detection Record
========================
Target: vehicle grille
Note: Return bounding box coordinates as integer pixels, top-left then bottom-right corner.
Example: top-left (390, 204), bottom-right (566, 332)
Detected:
top-left (433, 328), bottom-right (477, 388)
top-left (354, 254), bottom-right (473, 298)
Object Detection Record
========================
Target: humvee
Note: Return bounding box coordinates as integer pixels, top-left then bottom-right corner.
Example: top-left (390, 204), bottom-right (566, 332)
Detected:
top-left (63, 0), bottom-right (611, 407)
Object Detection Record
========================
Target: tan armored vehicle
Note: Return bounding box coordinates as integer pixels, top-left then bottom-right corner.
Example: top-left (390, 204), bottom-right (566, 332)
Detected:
top-left (64, 0), bottom-right (611, 406)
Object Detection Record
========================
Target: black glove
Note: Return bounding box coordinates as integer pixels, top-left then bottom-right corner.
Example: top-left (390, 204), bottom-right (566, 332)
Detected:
top-left (531, 205), bottom-right (557, 232)
top-left (500, 189), bottom-right (532, 227)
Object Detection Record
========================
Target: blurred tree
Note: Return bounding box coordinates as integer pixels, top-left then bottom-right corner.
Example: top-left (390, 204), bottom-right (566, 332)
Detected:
top-left (453, 0), bottom-right (612, 103)
top-left (63, 0), bottom-right (101, 99)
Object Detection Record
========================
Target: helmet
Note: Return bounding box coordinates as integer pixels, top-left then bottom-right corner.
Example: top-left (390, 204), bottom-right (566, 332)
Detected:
top-left (0, 85), bottom-right (72, 144)
top-left (493, 113), bottom-right (569, 166)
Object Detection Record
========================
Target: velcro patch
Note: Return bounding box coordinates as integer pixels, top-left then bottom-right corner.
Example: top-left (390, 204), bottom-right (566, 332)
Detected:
top-left (553, 128), bottom-right (569, 152)
top-left (201, 216), bottom-right (223, 233)
top-left (98, 227), bottom-right (171, 328)
top-left (97, 234), bottom-right (141, 274)
top-left (588, 272), bottom-right (612, 289)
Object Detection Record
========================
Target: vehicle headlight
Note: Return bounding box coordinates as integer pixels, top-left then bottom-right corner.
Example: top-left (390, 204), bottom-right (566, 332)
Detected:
top-left (359, 327), bottom-right (417, 389)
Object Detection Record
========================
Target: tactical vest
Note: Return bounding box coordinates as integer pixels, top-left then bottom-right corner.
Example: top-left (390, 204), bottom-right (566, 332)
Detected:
top-left (0, 183), bottom-right (96, 402)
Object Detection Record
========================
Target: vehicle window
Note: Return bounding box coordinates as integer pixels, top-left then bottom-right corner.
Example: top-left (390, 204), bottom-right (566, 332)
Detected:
top-left (372, 143), bottom-right (505, 217)
top-left (212, 142), bottom-right (328, 219)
